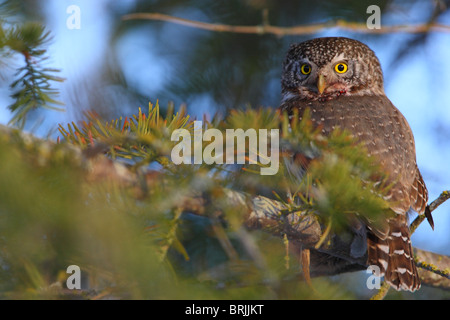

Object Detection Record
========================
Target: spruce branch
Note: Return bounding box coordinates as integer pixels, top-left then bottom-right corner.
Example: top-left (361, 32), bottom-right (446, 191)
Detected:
top-left (55, 104), bottom-right (450, 297)
top-left (1, 21), bottom-right (65, 128)
top-left (1, 99), bottom-right (448, 298)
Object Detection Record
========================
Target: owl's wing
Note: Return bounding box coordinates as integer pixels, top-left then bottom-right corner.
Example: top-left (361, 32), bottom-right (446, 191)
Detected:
top-left (409, 168), bottom-right (428, 215)
top-left (410, 168), bottom-right (433, 229)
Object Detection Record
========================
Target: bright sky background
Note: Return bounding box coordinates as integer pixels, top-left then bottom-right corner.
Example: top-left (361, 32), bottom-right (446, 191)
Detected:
top-left (1, 0), bottom-right (449, 255)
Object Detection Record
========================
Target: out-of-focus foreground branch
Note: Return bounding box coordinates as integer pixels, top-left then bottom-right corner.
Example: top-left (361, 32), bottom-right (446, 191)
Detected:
top-left (1, 121), bottom-right (448, 300)
top-left (122, 12), bottom-right (450, 36)
top-left (6, 123), bottom-right (446, 290)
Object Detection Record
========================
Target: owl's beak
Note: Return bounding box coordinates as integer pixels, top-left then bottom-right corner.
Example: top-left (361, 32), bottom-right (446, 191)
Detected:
top-left (317, 74), bottom-right (327, 94)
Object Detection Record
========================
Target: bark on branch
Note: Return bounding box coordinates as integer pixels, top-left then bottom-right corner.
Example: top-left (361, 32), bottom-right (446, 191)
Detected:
top-left (415, 248), bottom-right (450, 290)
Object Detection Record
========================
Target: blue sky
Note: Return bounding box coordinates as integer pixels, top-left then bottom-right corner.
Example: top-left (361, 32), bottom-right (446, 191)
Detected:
top-left (1, 0), bottom-right (449, 255)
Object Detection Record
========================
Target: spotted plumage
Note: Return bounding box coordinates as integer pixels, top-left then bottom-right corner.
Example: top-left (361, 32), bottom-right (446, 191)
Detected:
top-left (279, 37), bottom-right (428, 292)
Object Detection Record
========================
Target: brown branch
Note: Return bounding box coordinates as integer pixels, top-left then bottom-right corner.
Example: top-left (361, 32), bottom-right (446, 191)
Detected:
top-left (122, 13), bottom-right (450, 36)
top-left (410, 190), bottom-right (450, 234)
top-left (415, 248), bottom-right (450, 290)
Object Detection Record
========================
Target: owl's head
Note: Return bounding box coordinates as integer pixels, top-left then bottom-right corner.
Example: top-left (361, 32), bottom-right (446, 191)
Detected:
top-left (281, 37), bottom-right (384, 102)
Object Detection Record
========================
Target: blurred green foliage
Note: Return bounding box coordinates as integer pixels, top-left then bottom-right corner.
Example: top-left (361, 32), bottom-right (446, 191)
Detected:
top-left (0, 99), bottom-right (393, 299)
top-left (38, 101), bottom-right (394, 298)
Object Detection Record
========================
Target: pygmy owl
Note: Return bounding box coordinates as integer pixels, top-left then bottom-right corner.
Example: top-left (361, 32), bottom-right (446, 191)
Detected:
top-left (279, 37), bottom-right (428, 292)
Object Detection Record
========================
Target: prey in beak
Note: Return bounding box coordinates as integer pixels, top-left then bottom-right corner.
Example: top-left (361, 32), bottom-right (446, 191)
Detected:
top-left (316, 73), bottom-right (347, 101)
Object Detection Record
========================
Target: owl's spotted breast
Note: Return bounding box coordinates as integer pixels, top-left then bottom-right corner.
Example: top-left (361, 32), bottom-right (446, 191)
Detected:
top-left (281, 95), bottom-right (418, 213)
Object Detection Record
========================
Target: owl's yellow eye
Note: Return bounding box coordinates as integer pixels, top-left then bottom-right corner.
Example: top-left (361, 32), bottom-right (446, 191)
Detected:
top-left (300, 64), bottom-right (311, 75)
top-left (335, 63), bottom-right (348, 73)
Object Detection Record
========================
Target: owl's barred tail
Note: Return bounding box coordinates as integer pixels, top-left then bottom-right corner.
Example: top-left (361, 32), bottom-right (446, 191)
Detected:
top-left (367, 217), bottom-right (421, 292)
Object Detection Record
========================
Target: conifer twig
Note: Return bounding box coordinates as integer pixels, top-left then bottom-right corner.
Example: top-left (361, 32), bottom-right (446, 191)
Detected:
top-left (410, 190), bottom-right (450, 234)
top-left (370, 282), bottom-right (390, 300)
top-left (416, 260), bottom-right (450, 280)
top-left (414, 248), bottom-right (450, 290)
